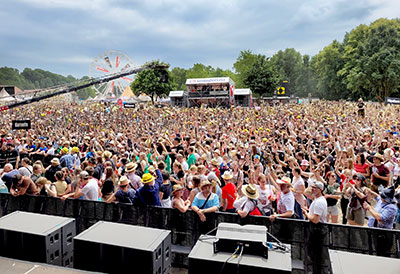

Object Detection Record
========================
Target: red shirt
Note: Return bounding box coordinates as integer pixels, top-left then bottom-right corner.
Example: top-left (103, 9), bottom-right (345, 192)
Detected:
top-left (340, 174), bottom-right (355, 191)
top-left (222, 183), bottom-right (237, 209)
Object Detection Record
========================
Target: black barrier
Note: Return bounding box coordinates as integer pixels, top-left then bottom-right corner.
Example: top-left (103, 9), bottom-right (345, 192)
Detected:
top-left (0, 193), bottom-right (399, 273)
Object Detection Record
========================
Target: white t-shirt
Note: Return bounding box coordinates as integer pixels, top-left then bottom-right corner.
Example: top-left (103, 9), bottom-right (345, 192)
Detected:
top-left (309, 196), bottom-right (328, 223)
top-left (292, 176), bottom-right (306, 207)
top-left (256, 185), bottom-right (274, 212)
top-left (81, 178), bottom-right (99, 201)
top-left (277, 191), bottom-right (295, 215)
top-left (233, 196), bottom-right (256, 214)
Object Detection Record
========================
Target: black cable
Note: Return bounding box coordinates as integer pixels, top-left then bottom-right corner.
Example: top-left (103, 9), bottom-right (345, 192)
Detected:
top-left (219, 245), bottom-right (240, 274)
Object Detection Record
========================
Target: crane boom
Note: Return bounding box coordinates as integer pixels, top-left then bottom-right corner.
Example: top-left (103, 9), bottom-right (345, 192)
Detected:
top-left (0, 63), bottom-right (168, 112)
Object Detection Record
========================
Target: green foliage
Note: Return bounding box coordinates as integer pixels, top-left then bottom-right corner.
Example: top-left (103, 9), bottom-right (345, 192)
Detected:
top-left (0, 67), bottom-right (34, 90)
top-left (233, 50), bottom-right (258, 88)
top-left (244, 55), bottom-right (279, 96)
top-left (130, 60), bottom-right (176, 102)
top-left (170, 67), bottom-right (187, 90)
top-left (312, 40), bottom-right (347, 99)
top-left (339, 18), bottom-right (400, 101)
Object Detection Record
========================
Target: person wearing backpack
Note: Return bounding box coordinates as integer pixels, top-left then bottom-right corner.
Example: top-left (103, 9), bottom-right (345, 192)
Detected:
top-left (233, 184), bottom-right (261, 218)
top-left (191, 180), bottom-right (219, 222)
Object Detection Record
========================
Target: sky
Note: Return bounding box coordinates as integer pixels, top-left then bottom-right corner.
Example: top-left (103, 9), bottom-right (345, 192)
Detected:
top-left (0, 0), bottom-right (399, 78)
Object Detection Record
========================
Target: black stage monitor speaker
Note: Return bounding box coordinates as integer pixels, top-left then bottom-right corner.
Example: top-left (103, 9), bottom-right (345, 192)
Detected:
top-left (213, 223), bottom-right (268, 258)
top-left (73, 221), bottom-right (171, 274)
top-left (0, 211), bottom-right (75, 267)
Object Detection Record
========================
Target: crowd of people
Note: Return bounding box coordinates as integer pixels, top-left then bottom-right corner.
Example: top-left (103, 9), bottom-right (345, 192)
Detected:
top-left (0, 99), bottom-right (399, 230)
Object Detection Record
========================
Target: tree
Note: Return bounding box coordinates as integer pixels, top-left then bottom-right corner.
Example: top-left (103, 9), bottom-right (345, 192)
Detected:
top-left (130, 60), bottom-right (176, 103)
top-left (233, 50), bottom-right (258, 88)
top-left (312, 40), bottom-right (347, 99)
top-left (170, 67), bottom-right (187, 90)
top-left (339, 18), bottom-right (400, 101)
top-left (270, 48), bottom-right (303, 94)
top-left (244, 55), bottom-right (278, 97)
top-left (295, 55), bottom-right (317, 97)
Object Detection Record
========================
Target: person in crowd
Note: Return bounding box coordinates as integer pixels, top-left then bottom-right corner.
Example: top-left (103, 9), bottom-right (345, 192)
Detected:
top-left (255, 173), bottom-right (276, 216)
top-left (172, 184), bottom-right (190, 213)
top-left (18, 158), bottom-right (33, 177)
top-left (1, 163), bottom-right (20, 190)
top-left (345, 174), bottom-right (368, 225)
top-left (159, 170), bottom-right (172, 207)
top-left (36, 177), bottom-right (57, 197)
top-left (125, 162), bottom-right (142, 190)
top-left (302, 181), bottom-right (328, 223)
top-left (132, 173), bottom-right (161, 206)
top-left (62, 171), bottom-right (99, 201)
top-left (10, 174), bottom-right (39, 197)
top-left (60, 148), bottom-right (74, 170)
top-left (45, 158), bottom-right (62, 182)
top-left (191, 180), bottom-right (219, 222)
top-left (221, 171), bottom-right (237, 212)
top-left (270, 176), bottom-right (295, 221)
top-left (233, 184), bottom-right (260, 218)
top-left (106, 176), bottom-right (136, 204)
top-left (54, 170), bottom-right (68, 197)
top-left (324, 171), bottom-right (341, 223)
top-left (366, 186), bottom-right (398, 229)
top-left (371, 153), bottom-right (390, 193)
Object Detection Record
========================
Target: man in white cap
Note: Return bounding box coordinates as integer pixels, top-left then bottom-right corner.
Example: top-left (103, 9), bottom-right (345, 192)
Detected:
top-left (302, 181), bottom-right (327, 224)
top-left (270, 176), bottom-right (295, 221)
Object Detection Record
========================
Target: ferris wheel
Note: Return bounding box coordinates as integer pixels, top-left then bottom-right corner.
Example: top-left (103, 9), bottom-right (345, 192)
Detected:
top-left (89, 50), bottom-right (135, 98)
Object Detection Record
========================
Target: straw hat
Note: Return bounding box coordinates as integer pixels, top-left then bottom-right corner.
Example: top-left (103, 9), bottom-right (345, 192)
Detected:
top-left (199, 180), bottom-right (212, 189)
top-left (374, 153), bottom-right (384, 161)
top-left (51, 158), bottom-right (60, 165)
top-left (221, 171), bottom-right (233, 180)
top-left (277, 176), bottom-right (292, 186)
top-left (241, 184), bottom-right (259, 200)
top-left (126, 162), bottom-right (138, 173)
top-left (141, 173), bottom-right (155, 184)
top-left (210, 158), bottom-right (219, 166)
top-left (118, 176), bottom-right (129, 186)
top-left (103, 151), bottom-right (112, 159)
top-left (171, 184), bottom-right (185, 195)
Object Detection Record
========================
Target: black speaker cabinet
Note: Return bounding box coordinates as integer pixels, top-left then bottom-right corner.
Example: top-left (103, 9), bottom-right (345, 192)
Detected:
top-left (189, 236), bottom-right (291, 274)
top-left (74, 221), bottom-right (171, 274)
top-left (0, 211), bottom-right (75, 267)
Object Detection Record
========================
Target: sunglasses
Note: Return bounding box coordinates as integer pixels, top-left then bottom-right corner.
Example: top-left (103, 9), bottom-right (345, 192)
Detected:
top-left (120, 184), bottom-right (128, 188)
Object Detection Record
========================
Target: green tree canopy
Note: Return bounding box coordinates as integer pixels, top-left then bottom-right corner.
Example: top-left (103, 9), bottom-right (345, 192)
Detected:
top-left (233, 50), bottom-right (258, 88)
top-left (244, 55), bottom-right (278, 97)
top-left (130, 60), bottom-right (176, 103)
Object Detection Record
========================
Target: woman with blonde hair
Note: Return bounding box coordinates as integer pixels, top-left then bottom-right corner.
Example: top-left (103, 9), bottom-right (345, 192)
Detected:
top-left (36, 177), bottom-right (57, 197)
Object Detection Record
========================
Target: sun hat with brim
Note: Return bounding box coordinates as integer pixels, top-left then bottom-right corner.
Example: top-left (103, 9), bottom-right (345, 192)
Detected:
top-left (126, 162), bottom-right (138, 173)
top-left (241, 184), bottom-right (259, 200)
top-left (210, 158), bottom-right (219, 166)
top-left (199, 180), bottom-right (212, 189)
top-left (221, 171), bottom-right (233, 180)
top-left (118, 176), bottom-right (129, 186)
top-left (171, 184), bottom-right (185, 195)
top-left (277, 176), bottom-right (292, 186)
top-left (51, 158), bottom-right (60, 165)
top-left (103, 151), bottom-right (112, 159)
top-left (380, 186), bottom-right (395, 203)
top-left (374, 153), bottom-right (384, 161)
top-left (141, 173), bottom-right (155, 184)
top-left (80, 171), bottom-right (89, 180)
top-left (214, 149), bottom-right (221, 155)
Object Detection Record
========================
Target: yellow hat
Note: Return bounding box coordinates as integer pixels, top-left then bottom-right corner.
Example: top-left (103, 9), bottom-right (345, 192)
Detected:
top-left (71, 147), bottom-right (79, 153)
top-left (61, 147), bottom-right (69, 154)
top-left (141, 173), bottom-right (155, 184)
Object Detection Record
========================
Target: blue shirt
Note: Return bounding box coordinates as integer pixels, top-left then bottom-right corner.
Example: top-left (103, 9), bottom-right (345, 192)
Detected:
top-left (60, 154), bottom-right (75, 170)
top-left (368, 196), bottom-right (397, 229)
top-left (133, 184), bottom-right (161, 206)
top-left (192, 192), bottom-right (219, 209)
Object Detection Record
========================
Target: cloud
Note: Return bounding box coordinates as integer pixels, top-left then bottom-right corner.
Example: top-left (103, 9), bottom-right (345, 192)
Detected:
top-left (0, 0), bottom-right (399, 78)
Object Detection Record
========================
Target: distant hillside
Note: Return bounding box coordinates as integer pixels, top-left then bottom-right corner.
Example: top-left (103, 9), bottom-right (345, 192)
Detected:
top-left (0, 67), bottom-right (95, 99)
